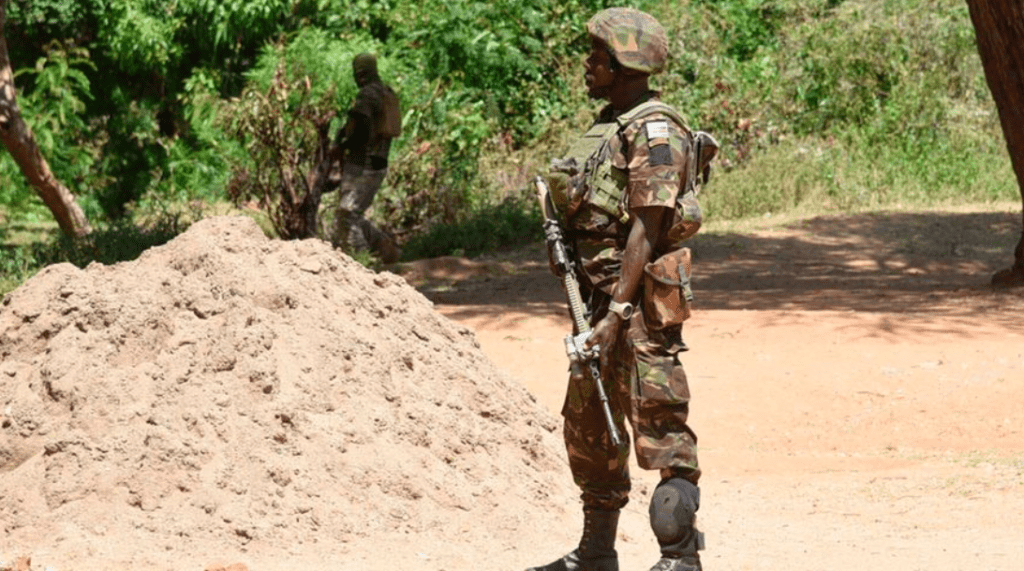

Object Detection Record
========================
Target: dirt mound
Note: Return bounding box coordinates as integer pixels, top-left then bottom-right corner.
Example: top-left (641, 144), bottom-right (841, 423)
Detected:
top-left (0, 216), bottom-right (573, 570)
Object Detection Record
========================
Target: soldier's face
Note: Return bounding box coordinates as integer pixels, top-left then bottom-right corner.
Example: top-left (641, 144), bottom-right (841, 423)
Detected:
top-left (584, 37), bottom-right (616, 99)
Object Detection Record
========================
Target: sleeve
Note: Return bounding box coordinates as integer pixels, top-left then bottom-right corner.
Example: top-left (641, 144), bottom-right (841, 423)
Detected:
top-left (617, 115), bottom-right (690, 212)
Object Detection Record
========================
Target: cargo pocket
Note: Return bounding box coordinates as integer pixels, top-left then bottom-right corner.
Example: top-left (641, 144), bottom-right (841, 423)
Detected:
top-left (642, 247), bottom-right (693, 330)
top-left (630, 345), bottom-right (693, 471)
top-left (633, 349), bottom-right (690, 405)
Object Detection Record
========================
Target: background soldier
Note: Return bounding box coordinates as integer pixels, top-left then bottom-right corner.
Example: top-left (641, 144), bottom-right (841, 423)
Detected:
top-left (327, 52), bottom-right (402, 263)
top-left (528, 8), bottom-right (711, 571)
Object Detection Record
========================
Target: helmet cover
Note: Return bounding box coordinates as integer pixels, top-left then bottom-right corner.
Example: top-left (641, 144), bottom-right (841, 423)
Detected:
top-left (587, 8), bottom-right (668, 75)
top-left (352, 53), bottom-right (379, 77)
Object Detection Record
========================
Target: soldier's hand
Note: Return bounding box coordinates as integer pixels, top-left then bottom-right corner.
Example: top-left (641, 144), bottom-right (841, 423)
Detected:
top-left (585, 313), bottom-right (621, 357)
top-left (547, 249), bottom-right (562, 277)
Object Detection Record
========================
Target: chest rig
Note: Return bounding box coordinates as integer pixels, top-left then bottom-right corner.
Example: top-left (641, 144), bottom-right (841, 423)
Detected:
top-left (553, 101), bottom-right (697, 243)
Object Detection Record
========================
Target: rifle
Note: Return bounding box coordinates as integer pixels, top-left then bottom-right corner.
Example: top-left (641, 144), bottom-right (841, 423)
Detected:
top-left (534, 176), bottom-right (624, 448)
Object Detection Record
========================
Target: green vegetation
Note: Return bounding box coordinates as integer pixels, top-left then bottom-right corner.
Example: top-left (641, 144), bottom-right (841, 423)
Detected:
top-left (1, 0), bottom-right (1018, 295)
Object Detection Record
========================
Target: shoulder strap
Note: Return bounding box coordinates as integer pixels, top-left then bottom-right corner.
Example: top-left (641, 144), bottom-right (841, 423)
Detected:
top-left (615, 101), bottom-right (690, 132)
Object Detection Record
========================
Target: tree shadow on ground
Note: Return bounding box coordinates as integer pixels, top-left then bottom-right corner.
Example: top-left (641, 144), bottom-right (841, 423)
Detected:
top-left (690, 210), bottom-right (1022, 309)
top-left (396, 209), bottom-right (1024, 330)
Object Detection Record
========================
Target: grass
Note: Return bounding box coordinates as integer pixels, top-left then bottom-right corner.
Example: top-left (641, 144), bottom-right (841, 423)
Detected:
top-left (398, 196), bottom-right (544, 261)
top-left (701, 130), bottom-right (1020, 224)
top-left (0, 216), bottom-right (185, 295)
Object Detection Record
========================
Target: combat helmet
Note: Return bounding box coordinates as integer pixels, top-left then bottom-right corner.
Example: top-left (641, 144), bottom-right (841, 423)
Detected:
top-left (587, 7), bottom-right (668, 75)
top-left (352, 52), bottom-right (380, 85)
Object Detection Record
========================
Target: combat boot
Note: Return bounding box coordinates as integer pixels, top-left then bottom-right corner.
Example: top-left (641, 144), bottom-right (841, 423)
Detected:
top-left (647, 554), bottom-right (701, 571)
top-left (526, 508), bottom-right (619, 571)
top-left (647, 478), bottom-right (704, 571)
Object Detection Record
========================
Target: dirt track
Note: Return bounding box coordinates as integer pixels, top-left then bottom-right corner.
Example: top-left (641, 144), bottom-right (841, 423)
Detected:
top-left (400, 204), bottom-right (1024, 571)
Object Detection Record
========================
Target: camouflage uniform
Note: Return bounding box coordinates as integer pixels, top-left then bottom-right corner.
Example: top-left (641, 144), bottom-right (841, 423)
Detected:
top-left (528, 9), bottom-right (710, 571)
top-left (332, 160), bottom-right (388, 255)
top-left (561, 92), bottom-right (700, 512)
top-left (331, 55), bottom-right (399, 261)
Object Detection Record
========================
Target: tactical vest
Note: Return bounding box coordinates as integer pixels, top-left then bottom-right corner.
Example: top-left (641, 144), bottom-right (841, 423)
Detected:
top-left (553, 100), bottom-right (706, 249)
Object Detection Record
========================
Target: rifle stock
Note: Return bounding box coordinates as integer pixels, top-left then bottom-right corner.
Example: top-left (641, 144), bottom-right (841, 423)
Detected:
top-left (534, 176), bottom-right (624, 448)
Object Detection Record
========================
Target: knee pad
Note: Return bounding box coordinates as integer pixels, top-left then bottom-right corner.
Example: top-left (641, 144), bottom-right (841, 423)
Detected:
top-left (649, 477), bottom-right (699, 547)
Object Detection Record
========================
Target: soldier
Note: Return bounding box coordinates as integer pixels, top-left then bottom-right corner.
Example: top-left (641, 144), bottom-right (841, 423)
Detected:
top-left (529, 8), bottom-right (712, 571)
top-left (327, 52), bottom-right (402, 263)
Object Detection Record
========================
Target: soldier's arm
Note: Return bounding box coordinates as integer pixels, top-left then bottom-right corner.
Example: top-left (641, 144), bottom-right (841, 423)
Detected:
top-left (587, 204), bottom-right (666, 351)
top-left (328, 108), bottom-right (371, 163)
top-left (343, 110), bottom-right (370, 150)
top-left (586, 114), bottom-right (680, 352)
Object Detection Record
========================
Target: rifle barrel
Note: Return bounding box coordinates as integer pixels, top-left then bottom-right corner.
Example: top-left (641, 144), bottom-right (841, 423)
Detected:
top-left (535, 175), bottom-right (624, 449)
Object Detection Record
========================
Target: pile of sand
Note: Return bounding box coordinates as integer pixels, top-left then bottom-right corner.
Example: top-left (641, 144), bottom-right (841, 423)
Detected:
top-left (0, 216), bottom-right (574, 570)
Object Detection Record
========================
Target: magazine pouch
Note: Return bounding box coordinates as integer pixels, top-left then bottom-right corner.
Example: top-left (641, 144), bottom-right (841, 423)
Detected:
top-left (642, 247), bottom-right (694, 329)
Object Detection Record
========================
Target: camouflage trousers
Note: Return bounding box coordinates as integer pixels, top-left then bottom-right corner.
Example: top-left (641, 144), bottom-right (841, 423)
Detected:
top-left (331, 163), bottom-right (390, 258)
top-left (561, 300), bottom-right (700, 512)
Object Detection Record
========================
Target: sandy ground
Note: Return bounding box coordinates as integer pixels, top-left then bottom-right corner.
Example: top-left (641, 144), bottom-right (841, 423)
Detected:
top-left (399, 204), bottom-right (1024, 571)
top-left (2, 205), bottom-right (1023, 571)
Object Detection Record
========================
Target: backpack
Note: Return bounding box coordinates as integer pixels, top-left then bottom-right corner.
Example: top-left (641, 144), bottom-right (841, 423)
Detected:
top-left (378, 86), bottom-right (403, 139)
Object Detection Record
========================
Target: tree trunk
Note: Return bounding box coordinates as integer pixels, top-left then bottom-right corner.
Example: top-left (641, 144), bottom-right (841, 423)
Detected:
top-left (965, 0), bottom-right (1024, 287)
top-left (0, 0), bottom-right (91, 238)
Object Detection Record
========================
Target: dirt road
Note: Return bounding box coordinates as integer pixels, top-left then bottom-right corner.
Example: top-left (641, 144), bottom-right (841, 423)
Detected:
top-left (398, 205), bottom-right (1024, 571)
